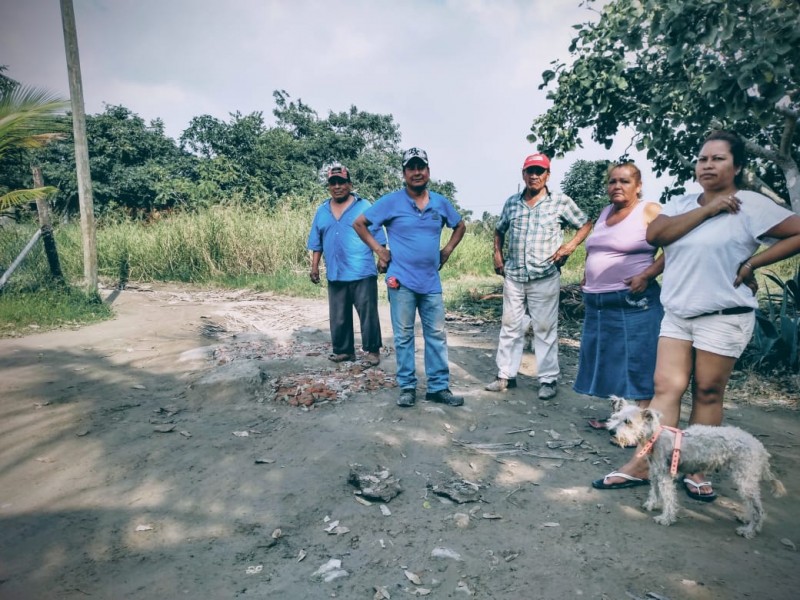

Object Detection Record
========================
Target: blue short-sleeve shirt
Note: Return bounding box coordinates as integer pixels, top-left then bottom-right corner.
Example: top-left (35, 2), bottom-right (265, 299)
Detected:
top-left (364, 189), bottom-right (462, 294)
top-left (307, 194), bottom-right (386, 282)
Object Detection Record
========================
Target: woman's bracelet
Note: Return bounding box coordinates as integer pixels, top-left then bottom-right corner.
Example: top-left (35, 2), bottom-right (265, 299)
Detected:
top-left (741, 261), bottom-right (755, 272)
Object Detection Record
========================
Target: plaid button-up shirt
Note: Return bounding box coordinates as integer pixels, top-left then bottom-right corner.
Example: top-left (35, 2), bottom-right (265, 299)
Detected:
top-left (496, 189), bottom-right (588, 282)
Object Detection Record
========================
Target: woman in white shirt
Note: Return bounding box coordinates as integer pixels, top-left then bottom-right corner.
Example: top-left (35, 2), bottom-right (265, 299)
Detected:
top-left (593, 130), bottom-right (800, 501)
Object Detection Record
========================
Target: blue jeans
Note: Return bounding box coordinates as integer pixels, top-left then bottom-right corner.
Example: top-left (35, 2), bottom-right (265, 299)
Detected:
top-left (388, 286), bottom-right (450, 392)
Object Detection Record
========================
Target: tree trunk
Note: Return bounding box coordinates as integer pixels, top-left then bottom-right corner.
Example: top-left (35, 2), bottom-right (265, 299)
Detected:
top-left (32, 166), bottom-right (65, 285)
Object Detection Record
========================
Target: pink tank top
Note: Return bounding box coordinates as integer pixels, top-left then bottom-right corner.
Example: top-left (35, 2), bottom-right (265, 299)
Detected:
top-left (583, 202), bottom-right (657, 293)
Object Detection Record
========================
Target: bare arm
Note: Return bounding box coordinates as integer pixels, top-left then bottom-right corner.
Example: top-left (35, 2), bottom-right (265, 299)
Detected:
top-left (733, 214), bottom-right (800, 290)
top-left (439, 220), bottom-right (466, 269)
top-left (646, 195), bottom-right (741, 246)
top-left (550, 220), bottom-right (593, 267)
top-left (309, 250), bottom-right (322, 284)
top-left (493, 230), bottom-right (506, 276)
top-left (353, 214), bottom-right (391, 272)
top-left (625, 252), bottom-right (665, 293)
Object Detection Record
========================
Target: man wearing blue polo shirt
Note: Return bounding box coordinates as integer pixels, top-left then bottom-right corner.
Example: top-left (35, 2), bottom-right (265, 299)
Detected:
top-left (353, 148), bottom-right (466, 407)
top-left (308, 164), bottom-right (385, 366)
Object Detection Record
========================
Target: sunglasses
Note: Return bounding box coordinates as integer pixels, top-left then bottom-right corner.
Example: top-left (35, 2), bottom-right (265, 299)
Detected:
top-left (328, 178), bottom-right (348, 186)
top-left (524, 167), bottom-right (548, 176)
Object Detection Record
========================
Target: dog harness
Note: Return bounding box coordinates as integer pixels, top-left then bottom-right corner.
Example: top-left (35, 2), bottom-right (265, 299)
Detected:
top-left (637, 425), bottom-right (683, 476)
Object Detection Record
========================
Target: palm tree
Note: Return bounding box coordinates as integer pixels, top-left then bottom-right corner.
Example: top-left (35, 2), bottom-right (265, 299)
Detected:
top-left (0, 81), bottom-right (68, 211)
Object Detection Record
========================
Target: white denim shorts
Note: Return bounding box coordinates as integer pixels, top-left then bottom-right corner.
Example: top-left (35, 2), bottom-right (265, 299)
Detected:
top-left (660, 309), bottom-right (756, 358)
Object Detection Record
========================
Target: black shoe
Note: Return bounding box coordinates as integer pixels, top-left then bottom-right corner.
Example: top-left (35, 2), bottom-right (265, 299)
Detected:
top-left (538, 381), bottom-right (557, 400)
top-left (425, 389), bottom-right (464, 406)
top-left (397, 388), bottom-right (416, 407)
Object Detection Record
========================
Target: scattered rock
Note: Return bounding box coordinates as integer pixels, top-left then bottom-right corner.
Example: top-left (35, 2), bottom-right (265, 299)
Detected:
top-left (431, 547), bottom-right (462, 561)
top-left (348, 464), bottom-right (402, 502)
top-left (312, 558), bottom-right (349, 582)
top-left (428, 478), bottom-right (482, 504)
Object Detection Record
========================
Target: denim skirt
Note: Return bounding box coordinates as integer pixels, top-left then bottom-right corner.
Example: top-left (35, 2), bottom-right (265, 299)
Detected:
top-left (573, 283), bottom-right (663, 400)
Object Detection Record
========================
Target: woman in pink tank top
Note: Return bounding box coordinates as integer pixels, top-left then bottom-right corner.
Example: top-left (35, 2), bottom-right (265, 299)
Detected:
top-left (575, 163), bottom-right (664, 437)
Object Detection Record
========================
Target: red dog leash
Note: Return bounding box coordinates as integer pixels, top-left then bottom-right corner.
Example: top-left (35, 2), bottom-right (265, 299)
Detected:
top-left (637, 425), bottom-right (683, 476)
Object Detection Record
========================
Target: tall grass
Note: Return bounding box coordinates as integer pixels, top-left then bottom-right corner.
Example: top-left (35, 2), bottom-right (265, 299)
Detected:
top-left (3, 203), bottom-right (797, 303)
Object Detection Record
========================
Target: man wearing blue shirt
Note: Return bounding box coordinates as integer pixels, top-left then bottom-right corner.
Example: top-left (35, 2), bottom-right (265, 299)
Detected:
top-left (308, 164), bottom-right (385, 366)
top-left (353, 148), bottom-right (466, 407)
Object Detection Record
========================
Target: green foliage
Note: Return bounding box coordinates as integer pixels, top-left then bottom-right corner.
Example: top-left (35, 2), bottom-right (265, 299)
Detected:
top-left (31, 105), bottom-right (195, 217)
top-left (745, 266), bottom-right (800, 372)
top-left (560, 159), bottom-right (610, 220)
top-left (0, 284), bottom-right (111, 337)
top-left (0, 77), bottom-right (67, 211)
top-left (530, 0), bottom-right (800, 210)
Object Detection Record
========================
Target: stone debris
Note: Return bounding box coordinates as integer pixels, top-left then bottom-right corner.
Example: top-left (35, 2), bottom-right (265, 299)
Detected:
top-left (545, 438), bottom-right (584, 449)
top-left (324, 520), bottom-right (350, 535)
top-left (245, 565), bottom-right (262, 575)
top-left (348, 464), bottom-right (402, 502)
top-left (431, 547), bottom-right (462, 561)
top-left (272, 366), bottom-right (394, 407)
top-left (404, 570), bottom-right (422, 585)
top-left (312, 558), bottom-right (349, 582)
top-left (456, 581), bottom-right (474, 595)
top-left (453, 513), bottom-right (470, 528)
top-left (373, 586), bottom-right (391, 599)
top-left (428, 478), bottom-right (482, 504)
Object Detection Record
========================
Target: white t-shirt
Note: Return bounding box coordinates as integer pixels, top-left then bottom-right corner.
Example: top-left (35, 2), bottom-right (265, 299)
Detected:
top-left (660, 191), bottom-right (792, 318)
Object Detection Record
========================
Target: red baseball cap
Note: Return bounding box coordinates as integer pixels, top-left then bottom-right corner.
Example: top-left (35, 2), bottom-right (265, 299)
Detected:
top-left (522, 153), bottom-right (551, 170)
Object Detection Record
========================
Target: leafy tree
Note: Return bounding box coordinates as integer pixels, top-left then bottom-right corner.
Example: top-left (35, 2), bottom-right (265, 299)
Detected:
top-left (37, 105), bottom-right (195, 216)
top-left (560, 159), bottom-right (611, 220)
top-left (529, 0), bottom-right (800, 212)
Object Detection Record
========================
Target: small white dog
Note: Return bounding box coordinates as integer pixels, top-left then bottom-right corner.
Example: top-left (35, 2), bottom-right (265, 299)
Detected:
top-left (606, 397), bottom-right (786, 538)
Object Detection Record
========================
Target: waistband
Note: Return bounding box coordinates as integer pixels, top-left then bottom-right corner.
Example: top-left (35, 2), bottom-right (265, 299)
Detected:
top-left (685, 306), bottom-right (754, 320)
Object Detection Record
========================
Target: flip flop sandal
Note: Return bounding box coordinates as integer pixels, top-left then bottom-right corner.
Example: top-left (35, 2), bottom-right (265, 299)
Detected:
top-left (591, 471), bottom-right (650, 490)
top-left (683, 478), bottom-right (717, 502)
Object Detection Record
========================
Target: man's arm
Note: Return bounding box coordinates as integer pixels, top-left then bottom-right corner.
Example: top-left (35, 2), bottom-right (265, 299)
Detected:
top-left (493, 230), bottom-right (506, 276)
top-left (550, 219), bottom-right (593, 267)
top-left (439, 220), bottom-right (466, 269)
top-left (309, 250), bottom-right (322, 284)
top-left (353, 214), bottom-right (391, 272)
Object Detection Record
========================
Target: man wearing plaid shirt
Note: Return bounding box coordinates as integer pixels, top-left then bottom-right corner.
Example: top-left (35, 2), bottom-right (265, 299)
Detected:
top-left (486, 153), bottom-right (593, 399)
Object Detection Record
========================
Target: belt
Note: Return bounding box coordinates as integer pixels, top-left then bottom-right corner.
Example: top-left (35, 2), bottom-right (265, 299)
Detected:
top-left (686, 306), bottom-right (754, 320)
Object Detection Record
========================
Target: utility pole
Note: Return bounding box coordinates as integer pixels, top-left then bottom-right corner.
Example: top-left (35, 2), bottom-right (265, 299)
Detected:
top-left (60, 0), bottom-right (97, 293)
top-left (32, 167), bottom-right (65, 284)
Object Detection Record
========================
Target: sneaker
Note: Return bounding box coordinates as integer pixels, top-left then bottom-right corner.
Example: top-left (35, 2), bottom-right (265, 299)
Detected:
top-left (425, 389), bottom-right (464, 406)
top-left (485, 377), bottom-right (517, 392)
top-left (397, 388), bottom-right (416, 407)
top-left (537, 381), bottom-right (557, 400)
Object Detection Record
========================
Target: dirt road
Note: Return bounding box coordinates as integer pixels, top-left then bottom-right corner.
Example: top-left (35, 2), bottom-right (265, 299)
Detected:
top-left (1, 285), bottom-right (798, 599)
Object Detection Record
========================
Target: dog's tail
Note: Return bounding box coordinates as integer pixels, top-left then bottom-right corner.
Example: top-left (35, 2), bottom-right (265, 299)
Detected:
top-left (764, 465), bottom-right (787, 498)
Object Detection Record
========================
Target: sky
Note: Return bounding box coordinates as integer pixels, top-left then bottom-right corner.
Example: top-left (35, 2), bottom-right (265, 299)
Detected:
top-left (0, 0), bottom-right (679, 216)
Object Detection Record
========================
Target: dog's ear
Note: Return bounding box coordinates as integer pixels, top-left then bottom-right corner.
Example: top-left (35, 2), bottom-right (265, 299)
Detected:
top-left (610, 395), bottom-right (626, 413)
top-left (641, 408), bottom-right (658, 423)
